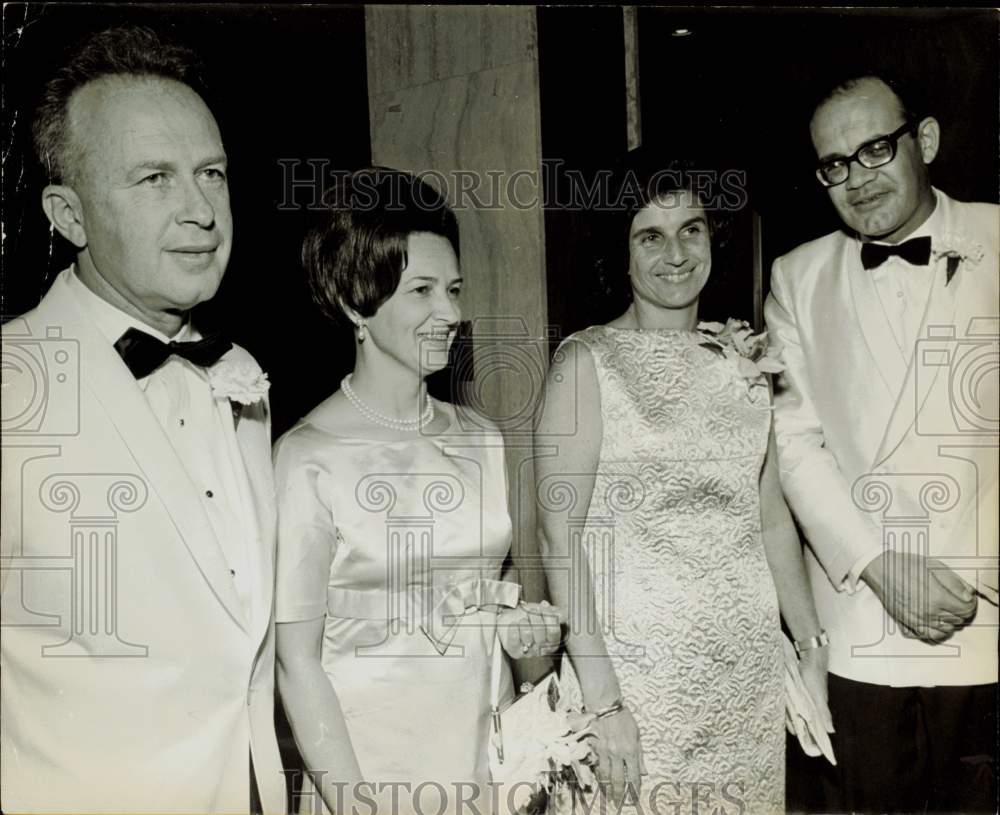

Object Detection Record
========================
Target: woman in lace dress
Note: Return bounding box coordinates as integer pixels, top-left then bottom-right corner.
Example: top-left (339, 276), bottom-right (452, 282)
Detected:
top-left (535, 164), bottom-right (832, 813)
top-left (274, 168), bottom-right (562, 815)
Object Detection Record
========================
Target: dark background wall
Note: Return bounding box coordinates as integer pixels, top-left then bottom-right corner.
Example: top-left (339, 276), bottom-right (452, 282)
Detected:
top-left (537, 6), bottom-right (629, 340)
top-left (5, 6), bottom-right (997, 422)
top-left (539, 6), bottom-right (999, 336)
top-left (639, 7), bottom-right (999, 294)
top-left (2, 3), bottom-right (372, 438)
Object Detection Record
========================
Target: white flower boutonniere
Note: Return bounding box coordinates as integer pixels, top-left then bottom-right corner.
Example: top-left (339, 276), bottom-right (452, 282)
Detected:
top-left (208, 358), bottom-right (270, 406)
top-left (697, 318), bottom-right (784, 389)
top-left (934, 232), bottom-right (985, 286)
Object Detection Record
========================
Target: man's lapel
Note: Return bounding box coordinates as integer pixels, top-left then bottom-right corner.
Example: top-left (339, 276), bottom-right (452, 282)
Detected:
top-left (872, 211), bottom-right (964, 468)
top-left (44, 275), bottom-right (249, 630)
top-left (847, 241), bottom-right (909, 400)
top-left (873, 263), bottom-right (959, 466)
top-left (229, 396), bottom-right (276, 647)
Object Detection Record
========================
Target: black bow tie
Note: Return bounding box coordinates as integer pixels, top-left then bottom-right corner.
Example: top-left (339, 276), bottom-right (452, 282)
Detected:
top-left (860, 236), bottom-right (932, 270)
top-left (114, 326), bottom-right (232, 380)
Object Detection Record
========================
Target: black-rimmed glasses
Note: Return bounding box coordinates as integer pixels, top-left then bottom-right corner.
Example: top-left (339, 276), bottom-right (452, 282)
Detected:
top-left (815, 120), bottom-right (918, 188)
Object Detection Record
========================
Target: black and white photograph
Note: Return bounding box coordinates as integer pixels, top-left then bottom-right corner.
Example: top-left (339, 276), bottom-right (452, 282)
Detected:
top-left (2, 5), bottom-right (997, 814)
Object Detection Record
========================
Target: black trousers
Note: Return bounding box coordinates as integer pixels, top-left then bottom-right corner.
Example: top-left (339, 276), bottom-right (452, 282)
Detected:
top-left (250, 752), bottom-right (263, 815)
top-left (787, 674), bottom-right (997, 814)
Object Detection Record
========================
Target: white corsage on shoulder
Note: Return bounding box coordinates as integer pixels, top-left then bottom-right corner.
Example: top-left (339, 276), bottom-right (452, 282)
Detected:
top-left (934, 231), bottom-right (985, 286)
top-left (697, 318), bottom-right (784, 389)
top-left (208, 357), bottom-right (270, 406)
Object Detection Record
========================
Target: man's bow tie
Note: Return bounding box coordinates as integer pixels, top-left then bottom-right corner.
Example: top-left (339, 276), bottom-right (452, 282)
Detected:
top-left (114, 326), bottom-right (232, 380)
top-left (860, 236), bottom-right (932, 270)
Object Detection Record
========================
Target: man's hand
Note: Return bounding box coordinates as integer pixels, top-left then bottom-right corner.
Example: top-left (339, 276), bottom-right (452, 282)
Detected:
top-left (861, 551), bottom-right (977, 643)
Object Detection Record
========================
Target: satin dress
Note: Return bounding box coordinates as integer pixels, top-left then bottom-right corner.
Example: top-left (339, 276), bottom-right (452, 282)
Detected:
top-left (274, 402), bottom-right (516, 814)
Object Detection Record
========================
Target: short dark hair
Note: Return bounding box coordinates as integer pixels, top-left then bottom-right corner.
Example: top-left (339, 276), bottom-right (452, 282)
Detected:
top-left (302, 167), bottom-right (461, 323)
top-left (617, 154), bottom-right (734, 250)
top-left (591, 152), bottom-right (742, 324)
top-left (32, 25), bottom-right (206, 184)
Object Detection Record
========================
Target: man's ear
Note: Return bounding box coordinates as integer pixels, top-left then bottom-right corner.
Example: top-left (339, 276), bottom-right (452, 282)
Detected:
top-left (915, 116), bottom-right (940, 166)
top-left (41, 184), bottom-right (87, 249)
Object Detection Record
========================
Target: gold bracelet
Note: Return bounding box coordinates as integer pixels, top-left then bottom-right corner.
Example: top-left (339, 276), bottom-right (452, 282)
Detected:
top-left (589, 698), bottom-right (626, 719)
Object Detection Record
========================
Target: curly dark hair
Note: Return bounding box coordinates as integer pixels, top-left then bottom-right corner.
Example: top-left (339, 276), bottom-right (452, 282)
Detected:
top-left (587, 151), bottom-right (746, 322)
top-left (614, 154), bottom-right (736, 250)
top-left (32, 25), bottom-right (206, 184)
top-left (302, 167), bottom-right (461, 324)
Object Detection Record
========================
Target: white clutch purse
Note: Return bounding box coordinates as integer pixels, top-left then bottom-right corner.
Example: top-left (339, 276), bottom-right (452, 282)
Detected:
top-left (489, 670), bottom-right (559, 770)
top-left (488, 649), bottom-right (584, 768)
top-left (488, 652), bottom-right (598, 814)
top-left (782, 633), bottom-right (837, 765)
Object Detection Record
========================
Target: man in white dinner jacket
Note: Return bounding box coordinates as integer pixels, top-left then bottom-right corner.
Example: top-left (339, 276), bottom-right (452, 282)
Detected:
top-left (1, 26), bottom-right (284, 813)
top-left (765, 73), bottom-right (998, 813)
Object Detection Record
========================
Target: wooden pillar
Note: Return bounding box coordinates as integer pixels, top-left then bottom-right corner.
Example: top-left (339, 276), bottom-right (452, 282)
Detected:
top-left (365, 7), bottom-right (551, 642)
top-left (624, 6), bottom-right (642, 151)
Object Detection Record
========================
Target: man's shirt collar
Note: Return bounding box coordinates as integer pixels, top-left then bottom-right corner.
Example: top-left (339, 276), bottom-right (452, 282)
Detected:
top-left (65, 266), bottom-right (193, 345)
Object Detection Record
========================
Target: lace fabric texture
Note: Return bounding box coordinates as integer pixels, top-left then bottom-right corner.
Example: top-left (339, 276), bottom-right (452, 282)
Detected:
top-left (566, 325), bottom-right (784, 814)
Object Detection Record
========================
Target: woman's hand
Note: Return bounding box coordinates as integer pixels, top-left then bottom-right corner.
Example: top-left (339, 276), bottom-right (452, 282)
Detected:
top-left (498, 601), bottom-right (563, 659)
top-left (591, 706), bottom-right (644, 806)
top-left (798, 647), bottom-right (834, 733)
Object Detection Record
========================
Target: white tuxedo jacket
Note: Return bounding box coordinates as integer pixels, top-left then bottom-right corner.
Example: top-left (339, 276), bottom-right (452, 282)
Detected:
top-left (1, 270), bottom-right (285, 813)
top-left (765, 189), bottom-right (998, 687)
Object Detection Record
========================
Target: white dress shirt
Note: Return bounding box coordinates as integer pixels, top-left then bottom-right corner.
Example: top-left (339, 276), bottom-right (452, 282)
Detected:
top-left (65, 269), bottom-right (254, 619)
top-left (866, 193), bottom-right (942, 363)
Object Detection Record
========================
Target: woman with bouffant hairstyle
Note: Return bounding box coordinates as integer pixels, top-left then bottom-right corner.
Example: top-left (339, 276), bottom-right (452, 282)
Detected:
top-left (273, 168), bottom-right (563, 813)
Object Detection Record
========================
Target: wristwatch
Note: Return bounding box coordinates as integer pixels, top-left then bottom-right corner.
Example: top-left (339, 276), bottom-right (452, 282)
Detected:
top-left (793, 631), bottom-right (830, 655)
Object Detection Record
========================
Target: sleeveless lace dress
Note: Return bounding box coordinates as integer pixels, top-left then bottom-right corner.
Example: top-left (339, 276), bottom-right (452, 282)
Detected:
top-left (564, 325), bottom-right (784, 814)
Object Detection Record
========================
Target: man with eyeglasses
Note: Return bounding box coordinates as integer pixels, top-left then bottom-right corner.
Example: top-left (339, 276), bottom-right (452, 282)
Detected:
top-left (765, 74), bottom-right (998, 813)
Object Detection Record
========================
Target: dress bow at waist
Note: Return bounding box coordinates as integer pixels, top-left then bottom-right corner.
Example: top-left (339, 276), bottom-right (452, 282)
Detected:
top-left (326, 578), bottom-right (521, 654)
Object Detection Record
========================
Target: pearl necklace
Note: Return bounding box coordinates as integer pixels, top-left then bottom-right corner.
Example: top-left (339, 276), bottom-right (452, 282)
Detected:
top-left (341, 374), bottom-right (434, 431)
